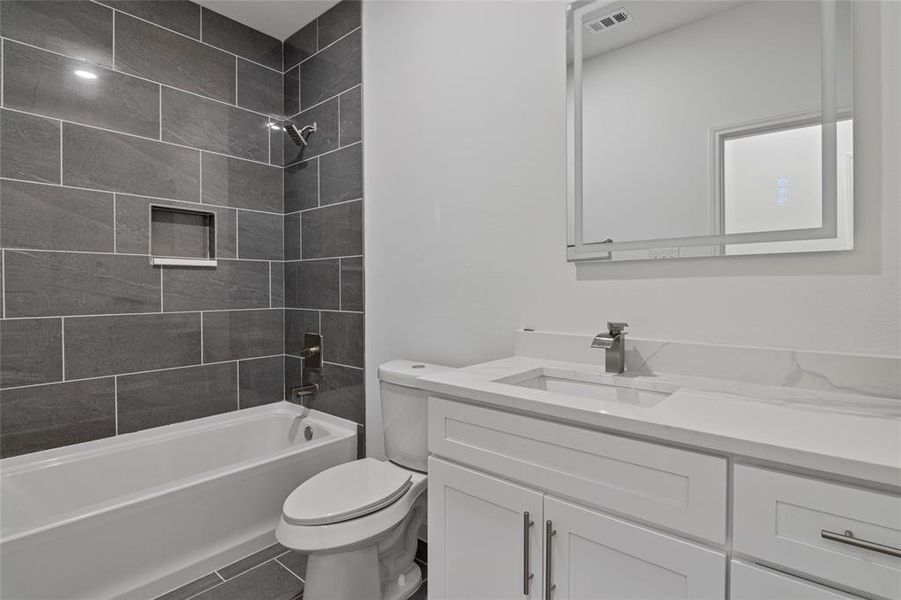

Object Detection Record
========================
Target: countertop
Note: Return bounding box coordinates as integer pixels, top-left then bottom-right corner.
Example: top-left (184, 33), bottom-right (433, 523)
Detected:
top-left (417, 356), bottom-right (901, 489)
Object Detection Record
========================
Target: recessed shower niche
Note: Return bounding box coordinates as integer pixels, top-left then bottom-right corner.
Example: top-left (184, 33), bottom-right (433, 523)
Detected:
top-left (149, 205), bottom-right (217, 267)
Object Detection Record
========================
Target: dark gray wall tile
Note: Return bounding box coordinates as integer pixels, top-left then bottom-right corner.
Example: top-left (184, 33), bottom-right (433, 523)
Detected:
top-left (339, 86), bottom-right (362, 146)
top-left (270, 263), bottom-right (285, 308)
top-left (0, 109), bottom-right (60, 184)
top-left (285, 309), bottom-right (320, 355)
top-left (116, 194), bottom-right (236, 259)
top-left (319, 144), bottom-right (362, 205)
top-left (0, 378), bottom-right (116, 458)
top-left (283, 65), bottom-right (300, 117)
top-left (117, 363), bottom-right (237, 433)
top-left (63, 123), bottom-right (200, 201)
top-left (300, 29), bottom-right (360, 108)
top-left (163, 260), bottom-right (270, 311)
top-left (193, 560), bottom-right (302, 600)
top-left (3, 41), bottom-right (159, 138)
top-left (238, 211), bottom-right (283, 260)
top-left (284, 159), bottom-right (319, 213)
top-left (0, 318), bottom-right (62, 388)
top-left (269, 125), bottom-right (284, 167)
top-left (283, 21), bottom-right (316, 71)
top-left (239, 357), bottom-right (285, 408)
top-left (284, 260), bottom-right (339, 309)
top-left (284, 355), bottom-right (301, 392)
top-left (155, 573), bottom-right (222, 600)
top-left (304, 363), bottom-right (364, 424)
top-left (0, 1), bottom-right (112, 67)
top-left (301, 200), bottom-right (362, 259)
top-left (200, 7), bottom-right (282, 70)
top-left (202, 309), bottom-right (283, 362)
top-left (284, 98), bottom-right (338, 165)
top-left (4, 251), bottom-right (161, 317)
top-left (317, 1), bottom-right (361, 50)
top-left (163, 88), bottom-right (269, 162)
top-left (201, 153), bottom-right (282, 213)
top-left (284, 213), bottom-right (301, 260)
top-left (321, 311), bottom-right (363, 367)
top-left (237, 59), bottom-right (282, 116)
top-left (0, 180), bottom-right (114, 252)
top-left (64, 313), bottom-right (201, 379)
top-left (115, 13), bottom-right (235, 103)
top-left (100, 1), bottom-right (200, 39)
top-left (340, 257), bottom-right (363, 312)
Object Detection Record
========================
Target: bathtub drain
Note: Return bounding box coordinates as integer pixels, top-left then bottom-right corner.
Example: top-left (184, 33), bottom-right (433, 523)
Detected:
top-left (304, 426), bottom-right (314, 441)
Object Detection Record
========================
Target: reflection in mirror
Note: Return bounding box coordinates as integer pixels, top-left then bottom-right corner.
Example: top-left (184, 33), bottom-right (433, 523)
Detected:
top-left (567, 0), bottom-right (854, 261)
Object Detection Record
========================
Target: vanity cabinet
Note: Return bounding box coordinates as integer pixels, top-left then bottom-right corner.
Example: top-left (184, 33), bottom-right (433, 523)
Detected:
top-left (428, 458), bottom-right (725, 599)
top-left (428, 395), bottom-right (901, 600)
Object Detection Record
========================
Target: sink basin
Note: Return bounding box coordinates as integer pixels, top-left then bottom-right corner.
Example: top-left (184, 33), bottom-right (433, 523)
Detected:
top-left (496, 368), bottom-right (676, 408)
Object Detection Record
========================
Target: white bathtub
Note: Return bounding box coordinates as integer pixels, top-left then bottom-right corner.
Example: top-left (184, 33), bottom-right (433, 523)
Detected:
top-left (0, 402), bottom-right (357, 600)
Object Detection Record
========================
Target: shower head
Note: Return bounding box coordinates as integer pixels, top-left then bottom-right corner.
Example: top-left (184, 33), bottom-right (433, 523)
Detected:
top-left (285, 122), bottom-right (317, 147)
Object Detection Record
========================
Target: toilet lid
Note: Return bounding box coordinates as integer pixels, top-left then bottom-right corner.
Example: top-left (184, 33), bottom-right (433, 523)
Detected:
top-left (283, 458), bottom-right (413, 526)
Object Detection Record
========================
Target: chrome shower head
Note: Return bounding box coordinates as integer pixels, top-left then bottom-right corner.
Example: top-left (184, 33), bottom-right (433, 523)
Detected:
top-left (284, 122), bottom-right (317, 146)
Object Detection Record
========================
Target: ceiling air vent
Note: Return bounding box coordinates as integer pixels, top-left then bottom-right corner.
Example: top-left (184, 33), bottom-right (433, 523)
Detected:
top-left (583, 8), bottom-right (632, 34)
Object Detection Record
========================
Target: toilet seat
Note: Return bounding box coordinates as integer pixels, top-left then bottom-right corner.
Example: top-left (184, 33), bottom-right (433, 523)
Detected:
top-left (283, 458), bottom-right (413, 526)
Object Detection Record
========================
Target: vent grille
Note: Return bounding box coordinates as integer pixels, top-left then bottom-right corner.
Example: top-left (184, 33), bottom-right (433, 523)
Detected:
top-left (583, 8), bottom-right (632, 34)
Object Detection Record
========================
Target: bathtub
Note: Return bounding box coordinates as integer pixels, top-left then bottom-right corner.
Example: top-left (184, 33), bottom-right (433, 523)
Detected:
top-left (0, 402), bottom-right (357, 600)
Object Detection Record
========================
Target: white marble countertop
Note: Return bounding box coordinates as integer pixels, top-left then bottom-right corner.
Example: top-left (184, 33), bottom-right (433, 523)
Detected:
top-left (418, 356), bottom-right (901, 489)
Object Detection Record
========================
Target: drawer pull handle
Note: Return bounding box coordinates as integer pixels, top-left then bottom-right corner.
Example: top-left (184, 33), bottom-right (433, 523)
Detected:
top-left (821, 529), bottom-right (901, 558)
top-left (545, 520), bottom-right (556, 598)
top-left (523, 512), bottom-right (534, 595)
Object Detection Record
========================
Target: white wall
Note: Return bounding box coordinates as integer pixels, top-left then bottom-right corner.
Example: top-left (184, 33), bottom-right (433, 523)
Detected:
top-left (362, 1), bottom-right (900, 458)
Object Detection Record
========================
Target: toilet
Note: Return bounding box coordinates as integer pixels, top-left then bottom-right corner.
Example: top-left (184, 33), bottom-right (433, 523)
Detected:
top-left (277, 360), bottom-right (451, 600)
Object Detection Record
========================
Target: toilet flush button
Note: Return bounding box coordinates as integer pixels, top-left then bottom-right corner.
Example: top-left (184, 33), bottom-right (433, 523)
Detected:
top-left (398, 574), bottom-right (406, 587)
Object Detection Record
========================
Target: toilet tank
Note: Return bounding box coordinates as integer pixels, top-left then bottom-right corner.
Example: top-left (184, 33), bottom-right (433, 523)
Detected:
top-left (378, 360), bottom-right (453, 472)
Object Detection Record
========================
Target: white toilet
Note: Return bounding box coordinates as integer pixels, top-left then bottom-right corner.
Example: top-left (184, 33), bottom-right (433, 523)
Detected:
top-left (276, 360), bottom-right (451, 600)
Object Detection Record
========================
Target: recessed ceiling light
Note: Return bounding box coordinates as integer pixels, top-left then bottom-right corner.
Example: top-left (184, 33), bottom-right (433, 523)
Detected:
top-left (73, 70), bottom-right (98, 80)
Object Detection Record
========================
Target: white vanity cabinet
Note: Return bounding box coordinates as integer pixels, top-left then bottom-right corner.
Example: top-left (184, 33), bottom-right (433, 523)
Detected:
top-left (428, 458), bottom-right (725, 600)
top-left (427, 395), bottom-right (901, 600)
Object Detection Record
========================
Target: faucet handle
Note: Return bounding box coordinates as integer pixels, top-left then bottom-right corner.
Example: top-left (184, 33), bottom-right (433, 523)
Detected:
top-left (607, 321), bottom-right (629, 335)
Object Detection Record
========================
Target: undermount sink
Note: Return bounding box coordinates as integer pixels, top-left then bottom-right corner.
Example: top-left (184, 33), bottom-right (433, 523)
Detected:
top-left (495, 368), bottom-right (676, 408)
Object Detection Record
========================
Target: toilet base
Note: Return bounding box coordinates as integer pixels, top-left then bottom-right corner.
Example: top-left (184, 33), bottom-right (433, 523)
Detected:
top-left (303, 549), bottom-right (422, 600)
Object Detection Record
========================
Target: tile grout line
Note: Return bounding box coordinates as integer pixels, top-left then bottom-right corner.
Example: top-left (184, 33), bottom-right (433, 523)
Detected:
top-left (0, 174), bottom-right (284, 216)
top-left (200, 313), bottom-right (205, 364)
top-left (60, 317), bottom-right (66, 381)
top-left (114, 377), bottom-right (119, 434)
top-left (235, 361), bottom-right (240, 410)
top-left (286, 82), bottom-right (362, 124)
top-left (2, 307), bottom-right (283, 322)
top-left (1, 104), bottom-right (278, 170)
top-left (0, 245), bottom-right (276, 261)
top-left (1, 249), bottom-right (6, 318)
top-left (274, 557), bottom-right (305, 583)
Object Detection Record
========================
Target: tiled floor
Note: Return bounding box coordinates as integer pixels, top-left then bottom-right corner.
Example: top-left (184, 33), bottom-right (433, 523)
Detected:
top-left (155, 541), bottom-right (428, 600)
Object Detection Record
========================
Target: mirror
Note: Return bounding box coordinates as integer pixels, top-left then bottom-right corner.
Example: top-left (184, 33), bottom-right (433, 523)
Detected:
top-left (566, 0), bottom-right (854, 262)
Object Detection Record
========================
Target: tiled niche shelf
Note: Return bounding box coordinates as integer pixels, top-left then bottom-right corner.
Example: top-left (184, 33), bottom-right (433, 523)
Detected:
top-left (149, 205), bottom-right (218, 267)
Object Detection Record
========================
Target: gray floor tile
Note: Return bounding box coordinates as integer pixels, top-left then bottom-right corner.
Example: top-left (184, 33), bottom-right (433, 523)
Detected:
top-left (195, 560), bottom-right (303, 600)
top-left (217, 544), bottom-right (289, 580)
top-left (154, 572), bottom-right (222, 600)
top-left (275, 551), bottom-right (307, 581)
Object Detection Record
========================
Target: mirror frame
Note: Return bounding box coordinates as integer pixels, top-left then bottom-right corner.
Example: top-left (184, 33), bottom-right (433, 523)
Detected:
top-left (566, 0), bottom-right (850, 262)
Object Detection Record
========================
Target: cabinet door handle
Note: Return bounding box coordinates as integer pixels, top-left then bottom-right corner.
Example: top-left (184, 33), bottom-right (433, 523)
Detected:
top-left (545, 520), bottom-right (556, 599)
top-left (523, 512), bottom-right (534, 595)
top-left (821, 529), bottom-right (901, 558)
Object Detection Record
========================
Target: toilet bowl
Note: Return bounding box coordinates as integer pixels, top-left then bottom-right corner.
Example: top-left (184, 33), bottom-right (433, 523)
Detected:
top-left (276, 360), bottom-right (451, 600)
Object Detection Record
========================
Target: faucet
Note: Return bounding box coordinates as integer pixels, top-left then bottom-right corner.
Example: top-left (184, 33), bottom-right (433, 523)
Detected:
top-left (591, 322), bottom-right (629, 374)
top-left (290, 333), bottom-right (322, 406)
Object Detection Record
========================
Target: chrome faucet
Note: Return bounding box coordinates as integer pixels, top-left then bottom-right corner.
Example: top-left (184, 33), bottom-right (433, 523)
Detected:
top-left (591, 322), bottom-right (629, 374)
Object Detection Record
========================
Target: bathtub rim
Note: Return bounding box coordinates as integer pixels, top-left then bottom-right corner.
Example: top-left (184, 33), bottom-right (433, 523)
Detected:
top-left (0, 402), bottom-right (357, 544)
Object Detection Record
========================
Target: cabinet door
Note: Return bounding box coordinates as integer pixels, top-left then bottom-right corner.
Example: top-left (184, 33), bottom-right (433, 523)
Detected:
top-left (428, 457), bottom-right (544, 600)
top-left (731, 561), bottom-right (863, 600)
top-left (544, 496), bottom-right (725, 600)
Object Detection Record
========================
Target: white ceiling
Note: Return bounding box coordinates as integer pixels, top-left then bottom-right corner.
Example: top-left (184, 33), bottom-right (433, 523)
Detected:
top-left (197, 0), bottom-right (340, 41)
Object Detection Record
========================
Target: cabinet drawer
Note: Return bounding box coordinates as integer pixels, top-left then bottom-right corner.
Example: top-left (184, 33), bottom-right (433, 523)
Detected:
top-left (733, 465), bottom-right (901, 600)
top-left (428, 396), bottom-right (727, 544)
top-left (731, 561), bottom-right (862, 599)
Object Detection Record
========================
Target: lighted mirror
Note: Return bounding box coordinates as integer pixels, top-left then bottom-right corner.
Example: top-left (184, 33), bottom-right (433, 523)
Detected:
top-left (566, 0), bottom-right (854, 261)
